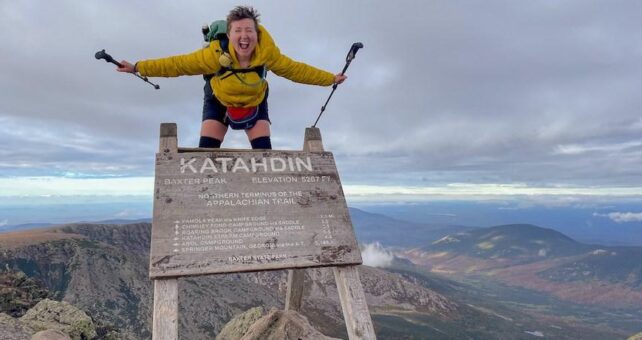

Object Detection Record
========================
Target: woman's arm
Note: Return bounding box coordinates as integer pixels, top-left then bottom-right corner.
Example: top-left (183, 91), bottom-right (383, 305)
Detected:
top-left (268, 53), bottom-right (336, 86)
top-left (258, 25), bottom-right (339, 86)
top-left (132, 44), bottom-right (221, 78)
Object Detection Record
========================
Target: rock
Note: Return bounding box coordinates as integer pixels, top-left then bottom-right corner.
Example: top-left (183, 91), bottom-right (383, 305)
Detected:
top-left (629, 331), bottom-right (642, 340)
top-left (101, 330), bottom-right (122, 340)
top-left (20, 299), bottom-right (96, 340)
top-left (218, 308), bottom-right (340, 340)
top-left (0, 270), bottom-right (50, 317)
top-left (0, 312), bottom-right (34, 340)
top-left (216, 307), bottom-right (266, 340)
top-left (32, 329), bottom-right (72, 340)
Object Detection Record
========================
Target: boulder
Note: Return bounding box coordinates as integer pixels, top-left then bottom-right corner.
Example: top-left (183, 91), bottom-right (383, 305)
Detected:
top-left (216, 307), bottom-right (340, 340)
top-left (0, 312), bottom-right (34, 340)
top-left (0, 270), bottom-right (49, 317)
top-left (216, 307), bottom-right (266, 340)
top-left (32, 329), bottom-right (72, 340)
top-left (628, 331), bottom-right (642, 340)
top-left (20, 299), bottom-right (96, 340)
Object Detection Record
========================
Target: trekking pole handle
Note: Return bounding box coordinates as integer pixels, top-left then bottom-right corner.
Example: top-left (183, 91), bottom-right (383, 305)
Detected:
top-left (340, 42), bottom-right (364, 75)
top-left (95, 49), bottom-right (123, 68)
top-left (346, 42), bottom-right (364, 63)
top-left (95, 49), bottom-right (160, 90)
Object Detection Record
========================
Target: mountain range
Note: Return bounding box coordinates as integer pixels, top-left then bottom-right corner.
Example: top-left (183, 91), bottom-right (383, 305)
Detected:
top-left (349, 207), bottom-right (475, 248)
top-left (0, 212), bottom-right (640, 338)
top-left (355, 202), bottom-right (642, 246)
top-left (401, 224), bottom-right (642, 310)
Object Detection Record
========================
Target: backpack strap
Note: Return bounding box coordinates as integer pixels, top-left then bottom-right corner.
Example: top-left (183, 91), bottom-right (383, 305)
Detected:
top-left (219, 36), bottom-right (230, 55)
top-left (217, 66), bottom-right (266, 80)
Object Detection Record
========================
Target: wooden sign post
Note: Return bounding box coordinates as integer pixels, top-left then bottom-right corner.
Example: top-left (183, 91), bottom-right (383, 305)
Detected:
top-left (151, 123), bottom-right (376, 339)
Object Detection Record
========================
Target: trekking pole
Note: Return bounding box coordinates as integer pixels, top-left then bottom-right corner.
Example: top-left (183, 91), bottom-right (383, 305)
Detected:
top-left (312, 42), bottom-right (364, 127)
top-left (94, 49), bottom-right (160, 90)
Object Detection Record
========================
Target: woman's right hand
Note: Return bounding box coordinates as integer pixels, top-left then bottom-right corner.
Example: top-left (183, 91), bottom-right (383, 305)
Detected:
top-left (116, 60), bottom-right (136, 73)
top-left (334, 73), bottom-right (347, 84)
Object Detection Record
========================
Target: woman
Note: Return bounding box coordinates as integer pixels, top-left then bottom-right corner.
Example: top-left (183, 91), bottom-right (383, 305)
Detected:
top-left (117, 6), bottom-right (346, 149)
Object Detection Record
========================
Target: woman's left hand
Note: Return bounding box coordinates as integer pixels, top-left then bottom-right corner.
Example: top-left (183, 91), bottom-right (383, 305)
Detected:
top-left (334, 73), bottom-right (347, 84)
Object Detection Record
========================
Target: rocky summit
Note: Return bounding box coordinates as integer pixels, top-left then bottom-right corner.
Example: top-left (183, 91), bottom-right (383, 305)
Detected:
top-left (0, 299), bottom-right (96, 340)
top-left (0, 222), bottom-right (457, 339)
top-left (216, 307), bottom-right (341, 340)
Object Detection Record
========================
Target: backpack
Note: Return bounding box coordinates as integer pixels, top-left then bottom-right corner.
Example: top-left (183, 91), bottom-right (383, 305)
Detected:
top-left (202, 20), bottom-right (266, 84)
top-left (202, 20), bottom-right (228, 44)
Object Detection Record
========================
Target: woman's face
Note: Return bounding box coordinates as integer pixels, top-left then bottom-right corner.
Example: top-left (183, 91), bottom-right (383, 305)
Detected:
top-left (228, 18), bottom-right (258, 60)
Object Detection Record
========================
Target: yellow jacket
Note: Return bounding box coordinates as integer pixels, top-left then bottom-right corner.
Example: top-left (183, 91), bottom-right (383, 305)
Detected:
top-left (137, 25), bottom-right (335, 107)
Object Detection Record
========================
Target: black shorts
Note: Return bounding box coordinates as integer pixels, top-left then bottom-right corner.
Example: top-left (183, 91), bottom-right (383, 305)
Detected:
top-left (202, 76), bottom-right (270, 130)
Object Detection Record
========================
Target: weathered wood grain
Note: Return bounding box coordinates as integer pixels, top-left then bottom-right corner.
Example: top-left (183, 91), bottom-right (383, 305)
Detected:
top-left (285, 269), bottom-right (305, 311)
top-left (286, 127), bottom-right (326, 311)
top-left (334, 266), bottom-right (377, 339)
top-left (152, 124), bottom-right (180, 340)
top-left (149, 145), bottom-right (361, 277)
top-left (303, 126), bottom-right (324, 152)
top-left (152, 278), bottom-right (178, 340)
top-left (159, 123), bottom-right (178, 153)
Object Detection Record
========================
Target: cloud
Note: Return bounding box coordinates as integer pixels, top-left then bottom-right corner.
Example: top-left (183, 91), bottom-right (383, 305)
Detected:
top-left (553, 141), bottom-right (642, 155)
top-left (594, 212), bottom-right (642, 223)
top-left (0, 177), bottom-right (153, 196)
top-left (1, 1), bottom-right (642, 192)
top-left (345, 184), bottom-right (642, 202)
top-left (115, 209), bottom-right (140, 218)
top-left (2, 176), bottom-right (641, 205)
top-left (361, 242), bottom-right (394, 268)
top-left (0, 219), bottom-right (8, 228)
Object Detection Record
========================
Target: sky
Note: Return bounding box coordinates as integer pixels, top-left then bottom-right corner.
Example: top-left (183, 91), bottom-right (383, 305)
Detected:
top-left (1, 0), bottom-right (641, 224)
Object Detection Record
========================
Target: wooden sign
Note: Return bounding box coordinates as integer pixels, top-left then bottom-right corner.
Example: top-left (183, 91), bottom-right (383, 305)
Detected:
top-left (150, 150), bottom-right (362, 278)
top-left (150, 124), bottom-right (375, 340)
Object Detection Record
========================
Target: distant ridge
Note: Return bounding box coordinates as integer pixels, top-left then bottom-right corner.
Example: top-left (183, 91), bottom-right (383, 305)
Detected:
top-left (0, 222), bottom-right (54, 233)
top-left (349, 207), bottom-right (476, 247)
top-left (1, 207), bottom-right (475, 248)
top-left (428, 223), bottom-right (589, 261)
top-left (0, 218), bottom-right (152, 234)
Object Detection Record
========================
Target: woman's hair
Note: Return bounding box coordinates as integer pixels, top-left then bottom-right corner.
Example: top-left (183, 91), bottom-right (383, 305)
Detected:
top-left (227, 6), bottom-right (260, 31)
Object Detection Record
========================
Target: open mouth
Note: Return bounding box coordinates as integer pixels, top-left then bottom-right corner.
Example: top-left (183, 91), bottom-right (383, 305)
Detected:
top-left (239, 41), bottom-right (250, 50)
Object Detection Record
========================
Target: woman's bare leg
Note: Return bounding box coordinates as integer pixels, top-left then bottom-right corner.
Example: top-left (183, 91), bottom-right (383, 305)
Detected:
top-left (201, 119), bottom-right (228, 140)
top-left (246, 120), bottom-right (271, 149)
top-left (245, 120), bottom-right (270, 140)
